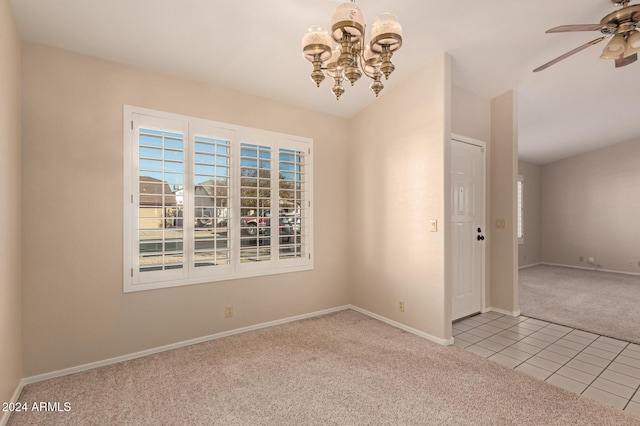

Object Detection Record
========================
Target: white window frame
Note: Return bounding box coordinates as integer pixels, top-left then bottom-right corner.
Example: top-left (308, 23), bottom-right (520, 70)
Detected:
top-left (123, 106), bottom-right (314, 293)
top-left (517, 175), bottom-right (524, 244)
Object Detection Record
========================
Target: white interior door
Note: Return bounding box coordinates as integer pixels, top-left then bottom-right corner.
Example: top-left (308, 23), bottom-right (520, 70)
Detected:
top-left (451, 138), bottom-right (485, 321)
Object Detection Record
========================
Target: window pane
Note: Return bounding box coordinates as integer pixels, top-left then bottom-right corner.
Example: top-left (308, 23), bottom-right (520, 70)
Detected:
top-left (279, 148), bottom-right (306, 259)
top-left (140, 147), bottom-right (162, 159)
top-left (164, 161), bottom-right (184, 173)
top-left (195, 164), bottom-right (216, 175)
top-left (137, 128), bottom-right (185, 273)
top-left (196, 251), bottom-right (230, 267)
top-left (215, 156), bottom-right (229, 166)
top-left (164, 137), bottom-right (183, 150)
top-left (164, 172), bottom-right (184, 187)
top-left (165, 149), bottom-right (184, 161)
top-left (140, 254), bottom-right (165, 272)
top-left (216, 145), bottom-right (229, 155)
top-left (240, 143), bottom-right (272, 261)
top-left (240, 245), bottom-right (271, 263)
top-left (193, 135), bottom-right (232, 267)
top-left (195, 153), bottom-right (215, 164)
top-left (140, 159), bottom-right (163, 171)
top-left (140, 134), bottom-right (162, 148)
top-left (517, 177), bottom-right (524, 241)
top-left (140, 241), bottom-right (163, 253)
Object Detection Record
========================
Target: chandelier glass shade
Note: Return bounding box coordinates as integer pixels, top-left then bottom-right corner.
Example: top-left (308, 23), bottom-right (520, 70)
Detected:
top-left (301, 1), bottom-right (402, 100)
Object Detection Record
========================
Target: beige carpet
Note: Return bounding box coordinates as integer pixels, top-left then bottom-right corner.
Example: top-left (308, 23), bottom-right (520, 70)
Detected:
top-left (520, 264), bottom-right (640, 344)
top-left (8, 309), bottom-right (640, 425)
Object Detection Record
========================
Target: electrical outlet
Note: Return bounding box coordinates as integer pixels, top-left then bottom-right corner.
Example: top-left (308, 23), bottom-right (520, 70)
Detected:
top-left (588, 257), bottom-right (595, 264)
top-left (398, 300), bottom-right (405, 312)
top-left (579, 256), bottom-right (584, 263)
top-left (225, 305), bottom-right (234, 318)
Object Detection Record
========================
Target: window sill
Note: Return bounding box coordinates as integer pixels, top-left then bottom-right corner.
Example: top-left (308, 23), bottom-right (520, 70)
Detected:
top-left (124, 263), bottom-right (314, 293)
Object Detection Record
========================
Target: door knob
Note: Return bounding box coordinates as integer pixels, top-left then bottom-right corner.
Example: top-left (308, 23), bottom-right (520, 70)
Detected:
top-left (477, 235), bottom-right (485, 241)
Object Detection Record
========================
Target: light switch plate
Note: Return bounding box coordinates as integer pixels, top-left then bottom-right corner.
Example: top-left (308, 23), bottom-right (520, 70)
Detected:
top-left (430, 219), bottom-right (437, 232)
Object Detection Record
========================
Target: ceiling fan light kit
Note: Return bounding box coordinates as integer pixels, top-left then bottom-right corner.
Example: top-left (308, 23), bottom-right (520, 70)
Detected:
top-left (534, 0), bottom-right (640, 71)
top-left (601, 33), bottom-right (627, 58)
top-left (625, 30), bottom-right (640, 54)
top-left (301, 1), bottom-right (402, 100)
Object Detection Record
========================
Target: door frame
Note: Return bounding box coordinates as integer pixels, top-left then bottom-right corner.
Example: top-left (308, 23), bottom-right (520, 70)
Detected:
top-left (451, 134), bottom-right (487, 318)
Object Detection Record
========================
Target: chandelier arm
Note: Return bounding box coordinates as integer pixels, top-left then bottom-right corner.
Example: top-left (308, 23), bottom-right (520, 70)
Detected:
top-left (356, 46), bottom-right (378, 80)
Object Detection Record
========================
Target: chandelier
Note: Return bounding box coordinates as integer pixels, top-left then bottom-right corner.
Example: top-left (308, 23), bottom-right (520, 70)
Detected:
top-left (301, 1), bottom-right (403, 100)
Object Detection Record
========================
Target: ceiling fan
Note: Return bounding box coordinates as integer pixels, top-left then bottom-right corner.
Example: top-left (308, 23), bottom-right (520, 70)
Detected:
top-left (534, 0), bottom-right (640, 72)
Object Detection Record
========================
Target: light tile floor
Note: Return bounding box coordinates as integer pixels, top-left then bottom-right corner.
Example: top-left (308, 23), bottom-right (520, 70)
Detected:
top-left (454, 311), bottom-right (640, 417)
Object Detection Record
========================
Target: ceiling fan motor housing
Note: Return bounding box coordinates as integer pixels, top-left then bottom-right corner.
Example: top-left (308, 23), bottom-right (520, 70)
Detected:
top-left (600, 4), bottom-right (640, 35)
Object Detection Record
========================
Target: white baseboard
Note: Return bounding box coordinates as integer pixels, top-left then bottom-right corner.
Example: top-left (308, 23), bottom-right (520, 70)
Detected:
top-left (349, 305), bottom-right (454, 346)
top-left (541, 262), bottom-right (640, 277)
top-left (1, 379), bottom-right (25, 426)
top-left (21, 304), bottom-right (457, 388)
top-left (518, 262), bottom-right (542, 270)
top-left (488, 307), bottom-right (521, 317)
top-left (23, 305), bottom-right (351, 386)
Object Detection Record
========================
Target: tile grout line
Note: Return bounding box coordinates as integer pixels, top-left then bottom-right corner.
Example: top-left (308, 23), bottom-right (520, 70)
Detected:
top-left (469, 316), bottom-right (562, 371)
top-left (629, 388), bottom-right (640, 409)
top-left (494, 318), bottom-right (566, 372)
top-left (538, 326), bottom-right (637, 410)
top-left (485, 315), bottom-right (531, 371)
top-left (529, 322), bottom-right (574, 379)
top-left (525, 324), bottom-right (634, 406)
top-left (457, 313), bottom-right (640, 414)
top-left (572, 338), bottom-right (640, 407)
top-left (625, 343), bottom-right (640, 409)
top-left (621, 373), bottom-right (640, 411)
top-left (569, 341), bottom-right (627, 398)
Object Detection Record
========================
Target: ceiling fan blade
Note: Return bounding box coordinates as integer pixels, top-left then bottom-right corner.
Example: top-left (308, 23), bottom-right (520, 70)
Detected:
top-left (533, 36), bottom-right (608, 72)
top-left (546, 24), bottom-right (617, 33)
top-left (616, 53), bottom-right (638, 67)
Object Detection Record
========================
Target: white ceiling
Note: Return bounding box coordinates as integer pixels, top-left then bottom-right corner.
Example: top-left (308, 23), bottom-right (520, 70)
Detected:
top-left (11, 0), bottom-right (640, 164)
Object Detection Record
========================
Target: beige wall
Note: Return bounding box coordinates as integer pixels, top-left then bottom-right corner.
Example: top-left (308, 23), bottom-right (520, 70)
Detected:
top-left (18, 41), bottom-right (520, 377)
top-left (518, 161), bottom-right (541, 267)
top-left (21, 43), bottom-right (350, 376)
top-left (489, 91), bottom-right (518, 313)
top-left (452, 86), bottom-right (490, 143)
top-left (0, 0), bottom-right (23, 406)
top-left (348, 54), bottom-right (452, 342)
top-left (541, 137), bottom-right (640, 274)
